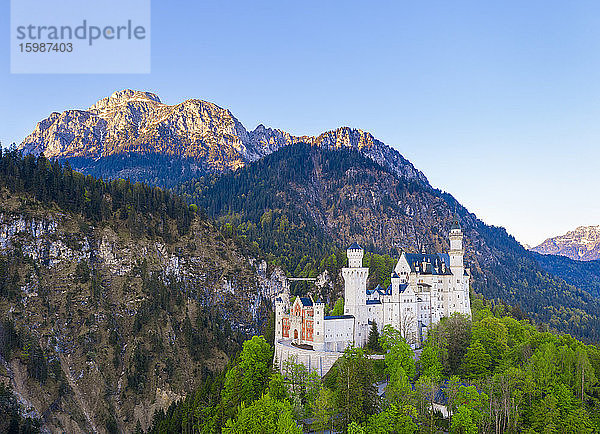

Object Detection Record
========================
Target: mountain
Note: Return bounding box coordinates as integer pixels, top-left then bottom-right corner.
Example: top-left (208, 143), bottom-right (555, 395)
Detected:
top-left (532, 252), bottom-right (600, 297)
top-left (19, 89), bottom-right (427, 187)
top-left (180, 143), bottom-right (600, 342)
top-left (18, 90), bottom-right (600, 341)
top-left (0, 151), bottom-right (286, 433)
top-left (531, 225), bottom-right (600, 261)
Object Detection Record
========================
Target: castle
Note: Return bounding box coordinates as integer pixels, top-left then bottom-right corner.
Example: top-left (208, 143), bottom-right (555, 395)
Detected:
top-left (274, 221), bottom-right (471, 375)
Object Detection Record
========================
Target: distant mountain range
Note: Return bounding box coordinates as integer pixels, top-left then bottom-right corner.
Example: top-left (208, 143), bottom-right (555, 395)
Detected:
top-left (19, 89), bottom-right (427, 186)
top-left (531, 225), bottom-right (600, 261)
top-left (16, 89), bottom-right (600, 342)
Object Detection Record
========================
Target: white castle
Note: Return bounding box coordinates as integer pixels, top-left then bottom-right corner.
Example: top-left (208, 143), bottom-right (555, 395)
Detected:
top-left (274, 221), bottom-right (471, 375)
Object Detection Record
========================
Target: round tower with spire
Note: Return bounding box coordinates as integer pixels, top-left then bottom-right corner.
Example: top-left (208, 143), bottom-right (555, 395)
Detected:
top-left (449, 215), bottom-right (464, 276)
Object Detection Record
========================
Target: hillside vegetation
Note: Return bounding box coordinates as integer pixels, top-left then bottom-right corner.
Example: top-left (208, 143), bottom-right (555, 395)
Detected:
top-left (177, 143), bottom-right (600, 341)
top-left (0, 150), bottom-right (279, 433)
top-left (149, 294), bottom-right (600, 433)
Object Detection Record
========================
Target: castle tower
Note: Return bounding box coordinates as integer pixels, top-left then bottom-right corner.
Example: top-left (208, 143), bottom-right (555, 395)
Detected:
top-left (313, 300), bottom-right (326, 351)
top-left (274, 297), bottom-right (286, 341)
top-left (449, 216), bottom-right (464, 276)
top-left (342, 243), bottom-right (369, 345)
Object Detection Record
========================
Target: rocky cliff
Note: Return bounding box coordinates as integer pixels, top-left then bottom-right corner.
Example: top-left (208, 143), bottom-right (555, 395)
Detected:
top-left (0, 187), bottom-right (287, 433)
top-left (532, 225), bottom-right (600, 261)
top-left (19, 90), bottom-right (427, 186)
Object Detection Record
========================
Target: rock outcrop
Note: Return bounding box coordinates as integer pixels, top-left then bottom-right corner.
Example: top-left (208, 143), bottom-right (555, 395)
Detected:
top-left (532, 225), bottom-right (600, 261)
top-left (19, 89), bottom-right (428, 185)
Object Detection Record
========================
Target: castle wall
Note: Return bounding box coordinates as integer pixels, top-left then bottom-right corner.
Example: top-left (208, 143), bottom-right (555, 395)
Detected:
top-left (274, 340), bottom-right (343, 377)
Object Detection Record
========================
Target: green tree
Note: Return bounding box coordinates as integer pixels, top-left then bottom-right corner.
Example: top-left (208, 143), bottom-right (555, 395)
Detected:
top-left (415, 375), bottom-right (438, 433)
top-left (451, 405), bottom-right (477, 434)
top-left (221, 336), bottom-right (273, 420)
top-left (379, 325), bottom-right (416, 379)
top-left (472, 316), bottom-right (508, 368)
top-left (313, 387), bottom-right (336, 433)
top-left (461, 340), bottom-right (491, 379)
top-left (419, 344), bottom-right (443, 380)
top-left (222, 394), bottom-right (301, 434)
top-left (367, 321), bottom-right (382, 353)
top-left (428, 313), bottom-right (472, 375)
top-left (347, 421), bottom-right (366, 434)
top-left (331, 298), bottom-right (345, 316)
top-left (334, 346), bottom-right (377, 429)
top-left (268, 372), bottom-right (287, 401)
top-left (366, 403), bottom-right (418, 433)
top-left (574, 346), bottom-right (596, 400)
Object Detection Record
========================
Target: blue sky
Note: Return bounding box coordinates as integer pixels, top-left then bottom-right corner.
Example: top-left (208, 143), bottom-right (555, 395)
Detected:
top-left (1, 1), bottom-right (599, 246)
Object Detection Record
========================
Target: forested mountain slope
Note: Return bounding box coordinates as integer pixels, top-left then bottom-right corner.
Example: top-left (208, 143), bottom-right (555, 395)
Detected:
top-left (0, 151), bottom-right (285, 433)
top-left (533, 252), bottom-right (600, 298)
top-left (178, 143), bottom-right (600, 341)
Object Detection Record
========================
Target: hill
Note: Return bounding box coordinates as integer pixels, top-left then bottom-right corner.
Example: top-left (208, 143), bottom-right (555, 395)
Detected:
top-left (178, 143), bottom-right (600, 341)
top-left (533, 252), bottom-right (600, 298)
top-left (0, 151), bottom-right (285, 433)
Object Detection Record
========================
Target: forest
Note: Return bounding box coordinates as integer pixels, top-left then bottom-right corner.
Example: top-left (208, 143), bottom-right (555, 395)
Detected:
top-left (148, 294), bottom-right (600, 433)
top-left (0, 148), bottom-right (194, 240)
top-left (1, 149), bottom-right (600, 432)
top-left (175, 143), bottom-right (600, 342)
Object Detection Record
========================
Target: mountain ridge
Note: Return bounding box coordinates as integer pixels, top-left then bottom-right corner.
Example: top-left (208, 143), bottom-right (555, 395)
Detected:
top-left (532, 225), bottom-right (600, 261)
top-left (19, 89), bottom-right (428, 185)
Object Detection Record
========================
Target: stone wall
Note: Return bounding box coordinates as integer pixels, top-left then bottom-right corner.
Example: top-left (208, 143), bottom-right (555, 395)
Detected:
top-left (274, 340), bottom-right (343, 377)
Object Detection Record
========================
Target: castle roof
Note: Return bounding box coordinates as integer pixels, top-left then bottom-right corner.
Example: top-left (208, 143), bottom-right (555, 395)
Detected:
top-left (300, 297), bottom-right (313, 306)
top-left (450, 216), bottom-right (461, 231)
top-left (398, 283), bottom-right (409, 293)
top-left (366, 299), bottom-right (382, 305)
top-left (404, 253), bottom-right (453, 275)
top-left (324, 314), bottom-right (354, 320)
top-left (347, 242), bottom-right (363, 251)
top-left (391, 271), bottom-right (399, 278)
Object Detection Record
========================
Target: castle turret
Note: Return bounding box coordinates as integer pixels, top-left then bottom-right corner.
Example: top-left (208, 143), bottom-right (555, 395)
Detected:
top-left (274, 297), bottom-right (286, 341)
top-left (449, 217), bottom-right (464, 276)
top-left (342, 243), bottom-right (369, 346)
top-left (313, 300), bottom-right (326, 351)
top-left (347, 242), bottom-right (364, 268)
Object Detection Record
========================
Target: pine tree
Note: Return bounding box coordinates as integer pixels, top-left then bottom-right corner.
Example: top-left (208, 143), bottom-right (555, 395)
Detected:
top-left (367, 321), bottom-right (382, 353)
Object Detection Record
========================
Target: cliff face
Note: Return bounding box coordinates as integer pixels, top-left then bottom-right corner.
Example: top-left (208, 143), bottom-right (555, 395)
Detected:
top-left (0, 189), bottom-right (287, 433)
top-left (19, 90), bottom-right (428, 185)
top-left (532, 225), bottom-right (600, 261)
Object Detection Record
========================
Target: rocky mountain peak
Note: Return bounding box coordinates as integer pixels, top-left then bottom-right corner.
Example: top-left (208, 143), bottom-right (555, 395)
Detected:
top-left (97, 89), bottom-right (160, 105)
top-left (531, 225), bottom-right (600, 261)
top-left (19, 90), bottom-right (429, 185)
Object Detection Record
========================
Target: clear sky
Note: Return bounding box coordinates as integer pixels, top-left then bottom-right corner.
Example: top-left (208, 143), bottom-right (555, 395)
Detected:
top-left (1, 1), bottom-right (599, 246)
